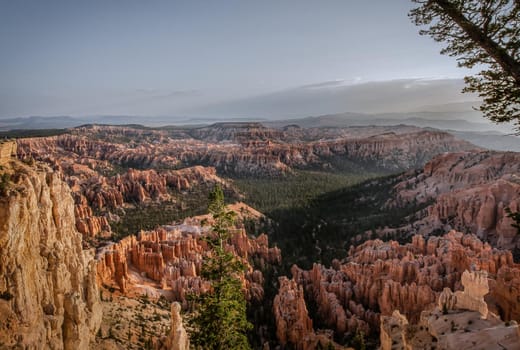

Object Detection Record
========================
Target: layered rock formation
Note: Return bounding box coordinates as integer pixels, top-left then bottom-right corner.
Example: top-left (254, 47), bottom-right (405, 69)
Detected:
top-left (161, 302), bottom-right (190, 350)
top-left (380, 270), bottom-right (520, 350)
top-left (96, 203), bottom-right (281, 305)
top-left (16, 123), bottom-right (476, 178)
top-left (16, 131), bottom-right (232, 238)
top-left (0, 140), bottom-right (17, 165)
top-left (0, 159), bottom-right (101, 349)
top-left (388, 151), bottom-right (520, 251)
top-left (273, 277), bottom-right (347, 350)
top-left (274, 231), bottom-right (520, 347)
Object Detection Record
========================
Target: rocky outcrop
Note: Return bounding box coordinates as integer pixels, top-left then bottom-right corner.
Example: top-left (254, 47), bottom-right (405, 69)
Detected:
top-left (96, 203), bottom-right (281, 305)
top-left (0, 140), bottom-right (17, 165)
top-left (17, 124), bottom-right (477, 178)
top-left (162, 302), bottom-right (190, 350)
top-left (492, 266), bottom-right (520, 322)
top-left (273, 277), bottom-right (346, 350)
top-left (427, 180), bottom-right (519, 244)
top-left (379, 310), bottom-right (409, 350)
top-left (388, 151), bottom-right (520, 251)
top-left (443, 270), bottom-right (489, 318)
top-left (0, 161), bottom-right (101, 349)
top-left (74, 197), bottom-right (112, 238)
top-left (381, 270), bottom-right (520, 350)
top-left (273, 277), bottom-right (315, 350)
top-left (274, 231), bottom-right (520, 345)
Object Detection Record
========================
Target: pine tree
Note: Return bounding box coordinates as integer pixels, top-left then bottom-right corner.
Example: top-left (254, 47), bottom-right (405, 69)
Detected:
top-left (189, 185), bottom-right (253, 350)
top-left (505, 207), bottom-right (520, 233)
top-left (410, 0), bottom-right (520, 130)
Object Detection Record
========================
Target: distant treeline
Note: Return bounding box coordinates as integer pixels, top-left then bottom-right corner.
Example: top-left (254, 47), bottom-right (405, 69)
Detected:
top-left (0, 129), bottom-right (68, 138)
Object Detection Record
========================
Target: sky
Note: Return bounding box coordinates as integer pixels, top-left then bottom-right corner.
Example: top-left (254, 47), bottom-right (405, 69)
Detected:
top-left (0, 0), bottom-right (476, 119)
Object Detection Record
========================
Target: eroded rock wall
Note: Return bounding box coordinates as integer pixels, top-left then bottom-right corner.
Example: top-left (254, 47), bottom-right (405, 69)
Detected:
top-left (96, 203), bottom-right (281, 305)
top-left (388, 151), bottom-right (520, 250)
top-left (0, 161), bottom-right (101, 349)
top-left (274, 231), bottom-right (520, 346)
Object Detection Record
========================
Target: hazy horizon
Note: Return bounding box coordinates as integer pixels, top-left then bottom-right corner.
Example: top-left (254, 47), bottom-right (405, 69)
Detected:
top-left (1, 0), bottom-right (479, 119)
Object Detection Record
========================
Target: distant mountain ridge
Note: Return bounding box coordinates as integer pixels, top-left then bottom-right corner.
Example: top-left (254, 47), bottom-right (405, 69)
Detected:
top-left (1, 110), bottom-right (518, 151)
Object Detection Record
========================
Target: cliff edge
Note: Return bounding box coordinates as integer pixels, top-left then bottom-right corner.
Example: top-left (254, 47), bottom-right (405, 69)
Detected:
top-left (0, 158), bottom-right (101, 349)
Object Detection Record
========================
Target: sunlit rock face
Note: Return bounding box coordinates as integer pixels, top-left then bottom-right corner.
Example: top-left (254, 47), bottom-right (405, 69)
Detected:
top-left (273, 231), bottom-right (520, 346)
top-left (96, 203), bottom-right (281, 305)
top-left (381, 270), bottom-right (520, 350)
top-left (0, 159), bottom-right (101, 349)
top-left (16, 124), bottom-right (477, 178)
top-left (157, 302), bottom-right (190, 350)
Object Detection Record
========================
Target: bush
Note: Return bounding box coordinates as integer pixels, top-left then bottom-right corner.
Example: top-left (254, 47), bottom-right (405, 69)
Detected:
top-left (0, 291), bottom-right (13, 300)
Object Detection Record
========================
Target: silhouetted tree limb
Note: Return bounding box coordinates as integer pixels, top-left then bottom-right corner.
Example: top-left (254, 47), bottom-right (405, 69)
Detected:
top-left (410, 0), bottom-right (520, 130)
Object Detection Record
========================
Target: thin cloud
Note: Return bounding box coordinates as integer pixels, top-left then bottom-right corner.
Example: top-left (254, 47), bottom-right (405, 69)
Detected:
top-left (156, 89), bottom-right (201, 98)
top-left (299, 80), bottom-right (346, 90)
top-left (134, 89), bottom-right (201, 99)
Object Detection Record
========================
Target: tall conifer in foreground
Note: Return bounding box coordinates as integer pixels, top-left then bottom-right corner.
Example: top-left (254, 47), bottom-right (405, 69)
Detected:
top-left (189, 185), bottom-right (252, 350)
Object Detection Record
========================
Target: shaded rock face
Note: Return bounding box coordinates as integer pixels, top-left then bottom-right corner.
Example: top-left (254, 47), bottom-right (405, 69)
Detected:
top-left (273, 231), bottom-right (520, 346)
top-left (96, 203), bottom-right (281, 305)
top-left (389, 151), bottom-right (520, 251)
top-left (0, 161), bottom-right (101, 349)
top-left (273, 277), bottom-right (347, 350)
top-left (381, 270), bottom-right (520, 350)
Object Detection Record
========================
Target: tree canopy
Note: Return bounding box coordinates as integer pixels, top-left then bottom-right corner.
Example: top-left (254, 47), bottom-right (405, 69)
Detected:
top-left (188, 185), bottom-right (252, 350)
top-left (410, 0), bottom-right (520, 130)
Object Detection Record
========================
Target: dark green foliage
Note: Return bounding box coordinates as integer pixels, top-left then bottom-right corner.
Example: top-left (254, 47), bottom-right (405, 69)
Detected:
top-left (505, 207), bottom-right (520, 233)
top-left (0, 173), bottom-right (11, 196)
top-left (0, 291), bottom-right (13, 301)
top-left (189, 185), bottom-right (253, 350)
top-left (262, 173), bottom-right (430, 270)
top-left (109, 189), bottom-right (215, 240)
top-left (506, 207), bottom-right (520, 261)
top-left (410, 0), bottom-right (520, 131)
top-left (0, 129), bottom-right (68, 138)
top-left (233, 169), bottom-right (380, 213)
top-left (351, 329), bottom-right (367, 350)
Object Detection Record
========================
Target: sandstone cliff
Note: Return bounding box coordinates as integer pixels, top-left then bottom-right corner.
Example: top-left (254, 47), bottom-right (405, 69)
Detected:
top-left (0, 159), bottom-right (101, 349)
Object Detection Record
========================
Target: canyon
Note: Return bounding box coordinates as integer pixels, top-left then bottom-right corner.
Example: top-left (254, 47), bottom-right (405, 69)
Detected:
top-left (0, 123), bottom-right (519, 349)
top-left (16, 123), bottom-right (477, 177)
